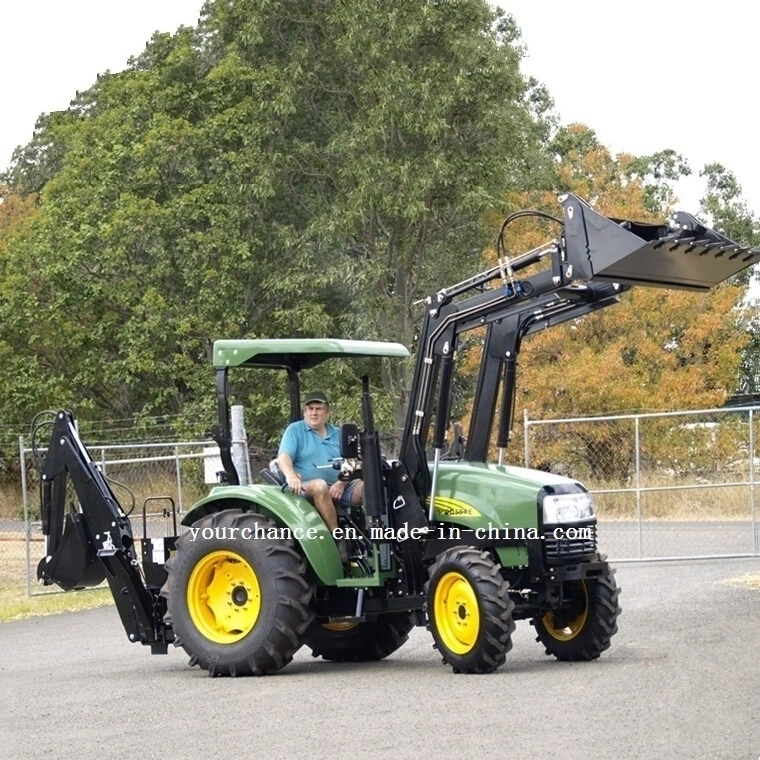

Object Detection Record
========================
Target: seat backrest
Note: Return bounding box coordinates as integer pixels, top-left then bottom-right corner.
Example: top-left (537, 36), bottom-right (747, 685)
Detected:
top-left (259, 459), bottom-right (287, 487)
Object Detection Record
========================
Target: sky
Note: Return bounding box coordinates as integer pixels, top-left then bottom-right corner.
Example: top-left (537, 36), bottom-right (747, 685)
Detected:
top-left (1, 0), bottom-right (758, 217)
top-left (0, 0), bottom-right (203, 167)
top-left (507, 0), bottom-right (760, 215)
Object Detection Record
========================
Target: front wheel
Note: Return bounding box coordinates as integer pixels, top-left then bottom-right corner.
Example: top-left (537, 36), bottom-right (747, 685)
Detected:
top-left (161, 509), bottom-right (314, 676)
top-left (426, 547), bottom-right (515, 673)
top-left (530, 573), bottom-right (621, 661)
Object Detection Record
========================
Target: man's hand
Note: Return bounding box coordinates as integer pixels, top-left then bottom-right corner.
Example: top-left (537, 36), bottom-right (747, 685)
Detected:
top-left (286, 474), bottom-right (303, 494)
top-left (277, 452), bottom-right (303, 494)
top-left (329, 480), bottom-right (346, 501)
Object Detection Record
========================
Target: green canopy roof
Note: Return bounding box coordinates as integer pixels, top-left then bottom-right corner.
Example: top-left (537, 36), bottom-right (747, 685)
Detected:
top-left (213, 338), bottom-right (410, 370)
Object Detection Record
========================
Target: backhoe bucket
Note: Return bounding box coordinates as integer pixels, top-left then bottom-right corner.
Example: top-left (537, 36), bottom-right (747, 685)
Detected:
top-left (37, 513), bottom-right (106, 591)
top-left (560, 193), bottom-right (760, 291)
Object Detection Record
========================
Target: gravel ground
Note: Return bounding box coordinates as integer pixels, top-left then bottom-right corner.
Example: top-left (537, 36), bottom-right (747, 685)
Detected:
top-left (1, 558), bottom-right (758, 760)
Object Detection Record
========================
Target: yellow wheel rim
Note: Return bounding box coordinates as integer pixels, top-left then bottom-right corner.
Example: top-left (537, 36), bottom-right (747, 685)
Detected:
top-left (542, 581), bottom-right (589, 641)
top-left (187, 550), bottom-right (262, 644)
top-left (433, 571), bottom-right (480, 655)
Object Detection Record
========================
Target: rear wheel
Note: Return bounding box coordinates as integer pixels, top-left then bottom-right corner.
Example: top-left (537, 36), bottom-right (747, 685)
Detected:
top-left (161, 509), bottom-right (314, 676)
top-left (304, 613), bottom-right (415, 662)
top-left (531, 573), bottom-right (621, 661)
top-left (426, 547), bottom-right (515, 673)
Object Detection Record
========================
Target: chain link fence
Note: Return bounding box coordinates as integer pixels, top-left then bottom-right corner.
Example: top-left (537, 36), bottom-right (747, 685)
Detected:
top-left (7, 405), bottom-right (756, 600)
top-left (524, 406), bottom-right (760, 561)
top-left (4, 439), bottom-right (225, 596)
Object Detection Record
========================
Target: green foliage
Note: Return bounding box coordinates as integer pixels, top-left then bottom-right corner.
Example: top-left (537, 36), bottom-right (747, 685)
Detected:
top-left (626, 148), bottom-right (691, 214)
top-left (0, 0), bottom-right (546, 446)
top-left (698, 163), bottom-right (760, 393)
top-left (699, 163), bottom-right (760, 252)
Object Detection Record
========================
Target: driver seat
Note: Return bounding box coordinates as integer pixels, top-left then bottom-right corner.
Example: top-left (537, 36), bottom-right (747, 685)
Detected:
top-left (259, 459), bottom-right (287, 488)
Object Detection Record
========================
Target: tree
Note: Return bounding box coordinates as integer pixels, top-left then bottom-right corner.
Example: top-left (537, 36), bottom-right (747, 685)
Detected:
top-left (0, 184), bottom-right (37, 240)
top-left (0, 0), bottom-right (548, 444)
top-left (476, 126), bottom-right (751, 479)
top-left (626, 148), bottom-right (691, 215)
top-left (0, 184), bottom-right (51, 452)
top-left (698, 163), bottom-right (760, 395)
top-left (699, 163), bottom-right (760, 253)
top-left (200, 0), bottom-right (552, 434)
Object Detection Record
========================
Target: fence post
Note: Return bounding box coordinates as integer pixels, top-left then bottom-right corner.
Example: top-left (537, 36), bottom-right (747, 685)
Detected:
top-left (231, 405), bottom-right (250, 486)
top-left (523, 408), bottom-right (530, 468)
top-left (175, 445), bottom-right (184, 514)
top-left (635, 415), bottom-right (643, 559)
top-left (20, 436), bottom-right (32, 597)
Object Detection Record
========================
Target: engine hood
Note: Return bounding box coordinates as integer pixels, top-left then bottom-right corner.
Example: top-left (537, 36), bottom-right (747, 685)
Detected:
top-left (431, 461), bottom-right (588, 530)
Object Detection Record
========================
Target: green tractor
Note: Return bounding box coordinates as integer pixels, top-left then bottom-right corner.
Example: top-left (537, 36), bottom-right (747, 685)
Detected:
top-left (35, 194), bottom-right (758, 675)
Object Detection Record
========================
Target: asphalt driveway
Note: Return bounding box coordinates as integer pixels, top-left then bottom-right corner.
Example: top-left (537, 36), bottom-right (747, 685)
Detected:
top-left (1, 558), bottom-right (758, 759)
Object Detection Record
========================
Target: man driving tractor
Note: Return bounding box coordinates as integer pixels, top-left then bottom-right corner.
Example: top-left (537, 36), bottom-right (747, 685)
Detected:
top-left (276, 391), bottom-right (363, 563)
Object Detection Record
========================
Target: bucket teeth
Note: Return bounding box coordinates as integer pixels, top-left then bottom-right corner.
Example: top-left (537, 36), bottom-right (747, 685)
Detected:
top-left (560, 193), bottom-right (760, 291)
top-left (652, 232), bottom-right (681, 250)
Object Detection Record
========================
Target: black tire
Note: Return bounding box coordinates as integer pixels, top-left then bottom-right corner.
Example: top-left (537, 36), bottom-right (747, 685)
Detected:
top-left (304, 613), bottom-right (415, 662)
top-left (425, 547), bottom-right (515, 674)
top-left (161, 509), bottom-right (314, 676)
top-left (530, 573), bottom-right (621, 661)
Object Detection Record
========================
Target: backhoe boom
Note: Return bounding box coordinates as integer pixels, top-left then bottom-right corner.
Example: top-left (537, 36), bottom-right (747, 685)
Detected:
top-left (37, 411), bottom-right (173, 652)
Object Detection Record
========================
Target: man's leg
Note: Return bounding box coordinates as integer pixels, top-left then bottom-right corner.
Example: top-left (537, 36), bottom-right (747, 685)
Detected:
top-left (302, 479), bottom-right (350, 564)
top-left (349, 480), bottom-right (363, 505)
top-left (301, 479), bottom-right (339, 531)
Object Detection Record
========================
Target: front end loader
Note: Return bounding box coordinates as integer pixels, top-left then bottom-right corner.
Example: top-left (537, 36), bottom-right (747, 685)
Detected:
top-left (35, 193), bottom-right (759, 675)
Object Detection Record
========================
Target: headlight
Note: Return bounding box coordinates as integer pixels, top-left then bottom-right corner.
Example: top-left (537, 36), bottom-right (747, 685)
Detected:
top-left (542, 492), bottom-right (595, 523)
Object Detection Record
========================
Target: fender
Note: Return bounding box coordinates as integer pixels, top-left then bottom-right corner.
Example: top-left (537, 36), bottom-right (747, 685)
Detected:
top-left (181, 485), bottom-right (343, 584)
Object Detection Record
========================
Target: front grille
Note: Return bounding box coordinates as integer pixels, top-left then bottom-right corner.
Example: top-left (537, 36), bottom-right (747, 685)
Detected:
top-left (543, 522), bottom-right (597, 562)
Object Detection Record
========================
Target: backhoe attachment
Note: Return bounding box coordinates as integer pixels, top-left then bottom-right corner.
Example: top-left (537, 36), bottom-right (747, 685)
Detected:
top-left (36, 410), bottom-right (174, 652)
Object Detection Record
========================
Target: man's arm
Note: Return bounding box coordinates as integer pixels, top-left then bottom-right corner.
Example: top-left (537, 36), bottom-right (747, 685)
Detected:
top-left (276, 451), bottom-right (303, 494)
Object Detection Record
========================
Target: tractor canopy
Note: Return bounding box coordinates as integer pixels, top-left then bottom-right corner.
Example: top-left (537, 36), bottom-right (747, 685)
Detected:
top-left (213, 338), bottom-right (410, 370)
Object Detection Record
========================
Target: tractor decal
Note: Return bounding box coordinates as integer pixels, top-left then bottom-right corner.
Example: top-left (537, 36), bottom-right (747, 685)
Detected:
top-left (431, 496), bottom-right (482, 518)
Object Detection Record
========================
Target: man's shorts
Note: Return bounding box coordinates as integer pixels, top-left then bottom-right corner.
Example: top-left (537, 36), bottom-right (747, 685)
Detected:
top-left (336, 479), bottom-right (362, 506)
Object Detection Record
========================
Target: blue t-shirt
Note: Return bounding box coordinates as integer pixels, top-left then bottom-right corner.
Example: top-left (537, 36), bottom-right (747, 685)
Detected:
top-left (278, 420), bottom-right (340, 484)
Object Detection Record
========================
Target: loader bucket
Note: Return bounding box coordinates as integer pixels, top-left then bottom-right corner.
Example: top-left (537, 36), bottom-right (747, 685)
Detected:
top-left (560, 193), bottom-right (760, 291)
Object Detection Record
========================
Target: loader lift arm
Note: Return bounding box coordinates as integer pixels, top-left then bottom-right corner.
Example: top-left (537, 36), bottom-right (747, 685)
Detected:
top-left (399, 192), bottom-right (760, 501)
top-left (36, 410), bottom-right (174, 653)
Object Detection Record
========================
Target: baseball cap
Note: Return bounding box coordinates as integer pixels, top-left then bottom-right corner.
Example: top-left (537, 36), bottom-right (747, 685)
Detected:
top-left (303, 391), bottom-right (329, 405)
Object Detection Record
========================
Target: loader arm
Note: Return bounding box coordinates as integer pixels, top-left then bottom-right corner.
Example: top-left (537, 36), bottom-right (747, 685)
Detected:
top-left (399, 192), bottom-right (760, 500)
top-left (37, 410), bottom-right (174, 653)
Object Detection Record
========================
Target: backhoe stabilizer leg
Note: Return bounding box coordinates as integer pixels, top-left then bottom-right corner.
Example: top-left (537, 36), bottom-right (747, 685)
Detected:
top-left (100, 551), bottom-right (173, 650)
